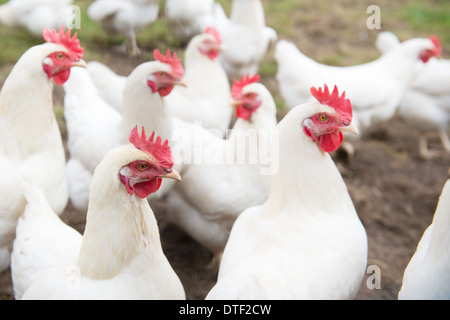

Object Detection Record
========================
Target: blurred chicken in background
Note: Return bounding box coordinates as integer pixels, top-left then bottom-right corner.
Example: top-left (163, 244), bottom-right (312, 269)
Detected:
top-left (88, 0), bottom-right (161, 56)
top-left (376, 31), bottom-right (449, 159)
top-left (0, 0), bottom-right (73, 37)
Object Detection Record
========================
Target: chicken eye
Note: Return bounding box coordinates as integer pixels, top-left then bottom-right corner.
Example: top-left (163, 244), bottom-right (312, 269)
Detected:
top-left (56, 53), bottom-right (65, 60)
top-left (158, 72), bottom-right (166, 77)
top-left (136, 163), bottom-right (149, 171)
top-left (318, 114), bottom-right (329, 122)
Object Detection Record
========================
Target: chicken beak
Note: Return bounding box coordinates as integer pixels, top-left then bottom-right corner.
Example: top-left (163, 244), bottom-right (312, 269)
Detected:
top-left (174, 80), bottom-right (187, 88)
top-left (217, 44), bottom-right (226, 51)
top-left (71, 59), bottom-right (87, 68)
top-left (160, 169), bottom-right (182, 181)
top-left (339, 123), bottom-right (359, 136)
top-left (229, 99), bottom-right (240, 106)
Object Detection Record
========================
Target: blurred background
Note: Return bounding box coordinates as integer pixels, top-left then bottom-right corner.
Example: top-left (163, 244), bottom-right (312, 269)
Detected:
top-left (0, 0), bottom-right (449, 300)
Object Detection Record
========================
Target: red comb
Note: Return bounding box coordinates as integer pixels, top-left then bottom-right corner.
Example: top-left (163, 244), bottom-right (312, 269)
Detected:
top-left (205, 27), bottom-right (221, 43)
top-left (430, 35), bottom-right (442, 56)
top-left (43, 25), bottom-right (83, 60)
top-left (153, 49), bottom-right (184, 79)
top-left (232, 74), bottom-right (261, 98)
top-left (129, 126), bottom-right (174, 168)
top-left (310, 84), bottom-right (353, 120)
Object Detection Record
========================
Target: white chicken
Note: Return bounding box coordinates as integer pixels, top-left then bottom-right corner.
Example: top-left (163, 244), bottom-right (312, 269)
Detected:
top-left (206, 85), bottom-right (367, 299)
top-left (166, 74), bottom-right (277, 258)
top-left (11, 127), bottom-right (185, 299)
top-left (63, 67), bottom-right (122, 212)
top-left (63, 49), bottom-right (186, 212)
top-left (376, 31), bottom-right (449, 159)
top-left (212, 0), bottom-right (277, 80)
top-left (86, 61), bottom-right (127, 114)
top-left (275, 36), bottom-right (442, 135)
top-left (398, 171), bottom-right (450, 299)
top-left (87, 0), bottom-right (161, 56)
top-left (165, 27), bottom-right (232, 137)
top-left (375, 30), bottom-right (401, 54)
top-left (164, 0), bottom-right (215, 44)
top-left (0, 0), bottom-right (72, 37)
top-left (0, 26), bottom-right (85, 272)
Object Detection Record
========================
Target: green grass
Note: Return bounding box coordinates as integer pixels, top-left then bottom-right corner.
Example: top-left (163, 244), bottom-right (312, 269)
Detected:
top-left (402, 1), bottom-right (450, 46)
top-left (0, 13), bottom-right (41, 66)
top-left (0, 27), bottom-right (38, 65)
top-left (403, 1), bottom-right (450, 30)
top-left (263, 0), bottom-right (303, 36)
top-left (386, 0), bottom-right (450, 49)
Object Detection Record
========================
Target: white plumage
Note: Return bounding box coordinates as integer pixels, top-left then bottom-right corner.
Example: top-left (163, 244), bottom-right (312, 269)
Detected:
top-left (63, 67), bottom-right (122, 211)
top-left (398, 173), bottom-right (450, 300)
top-left (212, 0), bottom-right (277, 80)
top-left (206, 88), bottom-right (367, 299)
top-left (63, 54), bottom-right (185, 212)
top-left (165, 28), bottom-right (232, 137)
top-left (376, 31), bottom-right (449, 158)
top-left (0, 0), bottom-right (72, 37)
top-left (86, 61), bottom-right (127, 114)
top-left (375, 30), bottom-right (401, 54)
top-left (166, 79), bottom-right (277, 256)
top-left (0, 32), bottom-right (84, 271)
top-left (275, 37), bottom-right (441, 135)
top-left (87, 0), bottom-right (161, 56)
top-left (11, 141), bottom-right (185, 300)
top-left (164, 0), bottom-right (215, 44)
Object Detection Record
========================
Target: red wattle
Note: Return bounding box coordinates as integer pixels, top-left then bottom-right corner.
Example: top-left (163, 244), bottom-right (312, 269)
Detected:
top-left (133, 179), bottom-right (162, 198)
top-left (158, 86), bottom-right (174, 97)
top-left (319, 132), bottom-right (343, 153)
top-left (207, 50), bottom-right (219, 60)
top-left (236, 106), bottom-right (252, 120)
top-left (53, 68), bottom-right (71, 86)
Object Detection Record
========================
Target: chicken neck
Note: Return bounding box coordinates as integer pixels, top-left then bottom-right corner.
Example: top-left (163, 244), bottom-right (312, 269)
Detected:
top-left (230, 0), bottom-right (266, 28)
top-left (0, 44), bottom-right (64, 159)
top-left (266, 103), bottom-right (356, 217)
top-left (119, 68), bottom-right (173, 145)
top-left (77, 147), bottom-right (162, 280)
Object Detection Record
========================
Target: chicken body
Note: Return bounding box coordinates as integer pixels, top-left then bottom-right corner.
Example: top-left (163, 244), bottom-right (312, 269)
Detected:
top-left (212, 0), bottom-right (277, 80)
top-left (0, 0), bottom-right (72, 37)
top-left (376, 32), bottom-right (450, 158)
top-left (0, 39), bottom-right (83, 271)
top-left (165, 30), bottom-right (232, 137)
top-left (275, 37), bottom-right (440, 134)
top-left (87, 0), bottom-right (161, 56)
top-left (166, 82), bottom-right (277, 255)
top-left (164, 0), bottom-right (215, 44)
top-left (86, 61), bottom-right (127, 114)
top-left (398, 175), bottom-right (450, 300)
top-left (206, 92), bottom-right (367, 299)
top-left (63, 67), bottom-right (122, 211)
top-left (11, 141), bottom-right (185, 299)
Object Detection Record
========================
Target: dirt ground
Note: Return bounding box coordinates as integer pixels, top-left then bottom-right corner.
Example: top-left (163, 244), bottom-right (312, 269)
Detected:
top-left (1, 0), bottom-right (449, 300)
